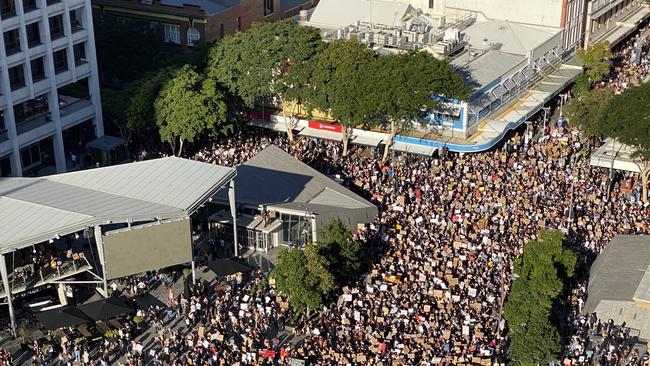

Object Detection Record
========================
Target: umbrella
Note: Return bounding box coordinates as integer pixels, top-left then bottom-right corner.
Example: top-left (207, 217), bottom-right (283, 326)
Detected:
top-left (35, 307), bottom-right (92, 330)
top-left (77, 297), bottom-right (133, 321)
top-left (206, 258), bottom-right (253, 276)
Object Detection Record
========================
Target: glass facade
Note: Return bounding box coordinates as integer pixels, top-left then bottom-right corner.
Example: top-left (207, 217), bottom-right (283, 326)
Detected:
top-left (279, 213), bottom-right (312, 247)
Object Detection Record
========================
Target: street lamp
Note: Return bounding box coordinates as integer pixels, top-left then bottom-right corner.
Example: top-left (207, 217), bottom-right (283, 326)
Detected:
top-left (559, 93), bottom-right (567, 119)
top-left (542, 106), bottom-right (551, 133)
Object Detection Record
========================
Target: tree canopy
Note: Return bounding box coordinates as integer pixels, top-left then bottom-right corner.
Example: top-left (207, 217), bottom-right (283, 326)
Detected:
top-left (368, 51), bottom-right (471, 160)
top-left (271, 244), bottom-right (335, 316)
top-left (504, 230), bottom-right (576, 365)
top-left (153, 65), bottom-right (230, 155)
top-left (316, 218), bottom-right (362, 285)
top-left (206, 20), bottom-right (323, 108)
top-left (577, 41), bottom-right (612, 83)
top-left (565, 86), bottom-right (614, 135)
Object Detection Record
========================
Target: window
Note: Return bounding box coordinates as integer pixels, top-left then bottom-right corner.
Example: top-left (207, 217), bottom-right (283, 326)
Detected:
top-left (53, 49), bottom-right (68, 73)
top-left (49, 14), bottom-right (64, 39)
top-left (21, 143), bottom-right (41, 168)
top-left (14, 94), bottom-right (48, 124)
top-left (69, 8), bottom-right (82, 31)
top-left (1, 0), bottom-right (15, 18)
top-left (429, 0), bottom-right (434, 8)
top-left (8, 64), bottom-right (24, 90)
top-left (236, 16), bottom-right (241, 32)
top-left (163, 23), bottom-right (180, 44)
top-left (186, 27), bottom-right (200, 46)
top-left (26, 22), bottom-right (40, 47)
top-left (264, 0), bottom-right (273, 16)
top-left (31, 57), bottom-right (45, 81)
top-left (73, 42), bottom-right (86, 65)
top-left (0, 155), bottom-right (10, 177)
top-left (4, 28), bottom-right (20, 55)
top-left (22, 0), bottom-right (37, 12)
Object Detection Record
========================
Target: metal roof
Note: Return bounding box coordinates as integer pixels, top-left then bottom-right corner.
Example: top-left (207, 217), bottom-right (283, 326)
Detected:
top-left (0, 157), bottom-right (235, 253)
top-left (462, 20), bottom-right (560, 56)
top-left (452, 50), bottom-right (526, 90)
top-left (215, 145), bottom-right (377, 222)
top-left (585, 235), bottom-right (650, 314)
top-left (308, 0), bottom-right (414, 30)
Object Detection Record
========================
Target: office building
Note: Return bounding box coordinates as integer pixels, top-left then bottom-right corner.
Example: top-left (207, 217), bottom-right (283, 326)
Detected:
top-left (0, 0), bottom-right (103, 177)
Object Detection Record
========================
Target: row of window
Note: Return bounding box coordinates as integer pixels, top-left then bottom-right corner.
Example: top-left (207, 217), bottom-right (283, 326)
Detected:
top-left (7, 42), bottom-right (86, 90)
top-left (1, 0), bottom-right (64, 19)
top-left (162, 23), bottom-right (200, 46)
top-left (3, 9), bottom-right (84, 57)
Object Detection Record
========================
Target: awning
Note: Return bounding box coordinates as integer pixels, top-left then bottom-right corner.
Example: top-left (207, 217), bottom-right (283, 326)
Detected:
top-left (206, 258), bottom-right (254, 277)
top-left (86, 135), bottom-right (125, 151)
top-left (77, 297), bottom-right (133, 321)
top-left (247, 119), bottom-right (291, 133)
top-left (299, 127), bottom-right (342, 141)
top-left (351, 134), bottom-right (383, 147)
top-left (590, 138), bottom-right (643, 173)
top-left (35, 307), bottom-right (92, 330)
top-left (392, 141), bottom-right (438, 156)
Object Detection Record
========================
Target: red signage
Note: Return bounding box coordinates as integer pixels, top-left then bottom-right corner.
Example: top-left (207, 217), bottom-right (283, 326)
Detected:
top-left (308, 120), bottom-right (342, 133)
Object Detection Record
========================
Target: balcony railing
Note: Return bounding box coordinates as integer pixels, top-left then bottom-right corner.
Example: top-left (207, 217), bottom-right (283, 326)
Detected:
top-left (16, 112), bottom-right (51, 135)
top-left (60, 96), bottom-right (91, 117)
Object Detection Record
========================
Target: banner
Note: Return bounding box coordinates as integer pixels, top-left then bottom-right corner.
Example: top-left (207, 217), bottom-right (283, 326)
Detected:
top-left (308, 120), bottom-right (343, 132)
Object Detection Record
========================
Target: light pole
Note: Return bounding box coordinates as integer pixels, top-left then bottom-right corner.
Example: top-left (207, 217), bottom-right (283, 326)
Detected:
top-left (542, 106), bottom-right (551, 133)
top-left (559, 93), bottom-right (567, 119)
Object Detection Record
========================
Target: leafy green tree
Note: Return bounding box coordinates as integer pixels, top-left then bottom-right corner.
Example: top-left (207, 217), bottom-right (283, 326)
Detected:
top-left (101, 87), bottom-right (133, 142)
top-left (154, 65), bottom-right (230, 155)
top-left (595, 82), bottom-right (650, 201)
top-left (577, 41), bottom-right (612, 83)
top-left (504, 230), bottom-right (577, 365)
top-left (317, 218), bottom-right (362, 284)
top-left (127, 68), bottom-right (174, 136)
top-left (206, 20), bottom-right (323, 141)
top-left (271, 244), bottom-right (335, 317)
top-left (369, 52), bottom-right (470, 161)
top-left (298, 39), bottom-right (377, 155)
top-left (571, 74), bottom-right (592, 96)
top-left (565, 86), bottom-right (613, 135)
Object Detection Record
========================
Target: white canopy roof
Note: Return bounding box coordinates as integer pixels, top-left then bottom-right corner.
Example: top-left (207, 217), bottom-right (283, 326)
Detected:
top-left (590, 138), bottom-right (644, 173)
top-left (0, 157), bottom-right (236, 253)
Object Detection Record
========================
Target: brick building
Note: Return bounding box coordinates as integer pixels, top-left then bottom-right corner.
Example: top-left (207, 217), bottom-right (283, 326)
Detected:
top-left (92, 0), bottom-right (318, 48)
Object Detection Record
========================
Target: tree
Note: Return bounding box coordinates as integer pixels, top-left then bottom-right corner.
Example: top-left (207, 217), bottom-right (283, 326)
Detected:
top-left (571, 74), bottom-right (592, 97)
top-left (369, 52), bottom-right (470, 161)
top-left (565, 86), bottom-right (613, 135)
top-left (127, 68), bottom-right (174, 136)
top-left (154, 65), bottom-right (230, 156)
top-left (595, 82), bottom-right (650, 201)
top-left (298, 39), bottom-right (377, 155)
top-left (207, 20), bottom-right (323, 142)
top-left (271, 244), bottom-right (335, 317)
top-left (316, 218), bottom-right (362, 284)
top-left (504, 230), bottom-right (577, 365)
top-left (100, 87), bottom-right (132, 142)
top-left (577, 41), bottom-right (612, 83)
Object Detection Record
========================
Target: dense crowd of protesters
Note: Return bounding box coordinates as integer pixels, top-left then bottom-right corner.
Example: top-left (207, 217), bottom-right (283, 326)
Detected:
top-left (8, 21), bottom-right (650, 366)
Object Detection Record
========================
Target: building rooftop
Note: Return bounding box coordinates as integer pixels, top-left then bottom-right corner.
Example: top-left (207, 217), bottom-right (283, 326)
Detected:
top-left (158, 0), bottom-right (238, 16)
top-left (462, 20), bottom-right (560, 56)
top-left (308, 0), bottom-right (415, 30)
top-left (0, 157), bottom-right (235, 253)
top-left (585, 235), bottom-right (650, 313)
top-left (452, 50), bottom-right (526, 92)
top-left (216, 145), bottom-right (377, 227)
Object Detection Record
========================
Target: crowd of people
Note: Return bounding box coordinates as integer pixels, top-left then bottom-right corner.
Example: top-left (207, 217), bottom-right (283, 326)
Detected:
top-left (5, 20), bottom-right (650, 366)
top-left (597, 25), bottom-right (650, 94)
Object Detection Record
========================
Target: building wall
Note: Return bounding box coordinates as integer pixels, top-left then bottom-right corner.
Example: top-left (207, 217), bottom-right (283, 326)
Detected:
top-left (563, 0), bottom-right (588, 49)
top-left (585, 0), bottom-right (644, 46)
top-left (0, 0), bottom-right (102, 177)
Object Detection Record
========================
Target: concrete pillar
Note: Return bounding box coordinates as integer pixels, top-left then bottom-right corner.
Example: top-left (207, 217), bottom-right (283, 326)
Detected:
top-left (0, 253), bottom-right (16, 336)
top-left (93, 225), bottom-right (108, 297)
top-left (228, 179), bottom-right (238, 257)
